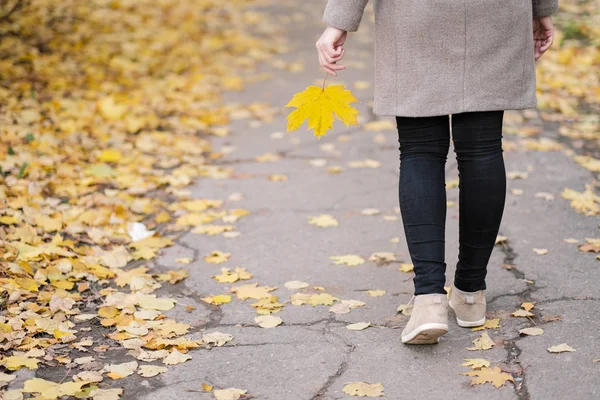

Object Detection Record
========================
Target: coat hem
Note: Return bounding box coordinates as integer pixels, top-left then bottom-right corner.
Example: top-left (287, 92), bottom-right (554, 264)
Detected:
top-left (372, 102), bottom-right (538, 118)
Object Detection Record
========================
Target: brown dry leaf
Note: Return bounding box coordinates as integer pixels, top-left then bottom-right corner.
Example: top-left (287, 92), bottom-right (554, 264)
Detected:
top-left (521, 302), bottom-right (536, 311)
top-left (342, 382), bottom-right (385, 397)
top-left (462, 366), bottom-right (514, 388)
top-left (547, 343), bottom-right (576, 353)
top-left (579, 238), bottom-right (600, 253)
top-left (467, 332), bottom-right (495, 351)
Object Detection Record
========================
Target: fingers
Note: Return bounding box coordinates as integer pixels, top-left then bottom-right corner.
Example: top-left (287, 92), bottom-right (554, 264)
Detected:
top-left (316, 41), bottom-right (346, 77)
top-left (539, 34), bottom-right (553, 53)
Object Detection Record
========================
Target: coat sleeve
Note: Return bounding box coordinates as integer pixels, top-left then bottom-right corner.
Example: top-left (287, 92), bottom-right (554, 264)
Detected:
top-left (532, 0), bottom-right (559, 17)
top-left (322, 0), bottom-right (369, 32)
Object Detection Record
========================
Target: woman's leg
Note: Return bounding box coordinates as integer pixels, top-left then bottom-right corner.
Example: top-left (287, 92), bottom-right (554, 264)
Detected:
top-left (451, 111), bottom-right (507, 293)
top-left (396, 115), bottom-right (450, 296)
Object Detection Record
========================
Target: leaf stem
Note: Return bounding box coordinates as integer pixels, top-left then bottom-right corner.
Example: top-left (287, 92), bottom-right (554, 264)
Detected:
top-left (322, 72), bottom-right (328, 90)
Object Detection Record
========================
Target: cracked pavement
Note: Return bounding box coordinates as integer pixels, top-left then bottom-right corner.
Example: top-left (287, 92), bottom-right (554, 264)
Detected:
top-left (18, 2), bottom-right (596, 399)
top-left (137, 2), bottom-right (599, 399)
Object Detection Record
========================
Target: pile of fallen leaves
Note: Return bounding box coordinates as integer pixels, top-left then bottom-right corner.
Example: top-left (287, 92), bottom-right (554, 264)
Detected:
top-left (0, 0), bottom-right (284, 398)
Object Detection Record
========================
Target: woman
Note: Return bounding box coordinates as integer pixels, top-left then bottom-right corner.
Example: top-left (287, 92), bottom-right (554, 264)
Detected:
top-left (316, 0), bottom-right (557, 344)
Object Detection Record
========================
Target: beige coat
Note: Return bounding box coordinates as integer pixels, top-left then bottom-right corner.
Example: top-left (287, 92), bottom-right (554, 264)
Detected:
top-left (322, 0), bottom-right (559, 117)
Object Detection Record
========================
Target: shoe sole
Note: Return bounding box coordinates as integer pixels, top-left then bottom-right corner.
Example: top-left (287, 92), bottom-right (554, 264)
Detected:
top-left (401, 323), bottom-right (448, 345)
top-left (448, 300), bottom-right (486, 328)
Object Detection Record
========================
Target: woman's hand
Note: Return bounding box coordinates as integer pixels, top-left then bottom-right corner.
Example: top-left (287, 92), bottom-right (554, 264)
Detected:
top-left (533, 16), bottom-right (554, 61)
top-left (316, 26), bottom-right (347, 76)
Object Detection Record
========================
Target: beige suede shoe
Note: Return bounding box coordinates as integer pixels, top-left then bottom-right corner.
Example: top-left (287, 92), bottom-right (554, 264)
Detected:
top-left (448, 284), bottom-right (486, 328)
top-left (401, 294), bottom-right (449, 345)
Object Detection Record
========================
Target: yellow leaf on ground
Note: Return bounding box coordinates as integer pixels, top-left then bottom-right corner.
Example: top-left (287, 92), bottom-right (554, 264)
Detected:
top-left (512, 309), bottom-right (535, 318)
top-left (201, 295), bottom-right (232, 305)
top-left (532, 248), bottom-right (548, 255)
top-left (229, 283), bottom-right (276, 300)
top-left (471, 318), bottom-right (501, 332)
top-left (519, 327), bottom-right (544, 336)
top-left (284, 280), bottom-right (309, 290)
top-left (397, 303), bottom-right (412, 315)
top-left (285, 85), bottom-right (359, 139)
top-left (368, 252), bottom-right (395, 263)
top-left (175, 258), bottom-right (192, 264)
top-left (461, 359), bottom-right (491, 369)
top-left (308, 214), bottom-right (338, 227)
top-left (467, 332), bottom-right (495, 351)
top-left (346, 322), bottom-right (371, 331)
top-left (366, 290), bottom-right (385, 297)
top-left (104, 361), bottom-right (138, 379)
top-left (213, 388), bottom-right (247, 400)
top-left (201, 332), bottom-right (233, 347)
top-left (255, 315), bottom-right (282, 328)
top-left (163, 348), bottom-right (192, 365)
top-left (1, 356), bottom-right (40, 371)
top-left (547, 343), bottom-right (576, 353)
top-left (521, 302), bottom-right (535, 311)
top-left (462, 366), bottom-right (514, 388)
top-left (204, 251), bottom-right (231, 264)
top-left (137, 365), bottom-right (168, 378)
top-left (342, 382), bottom-right (384, 397)
top-left (307, 293), bottom-right (339, 306)
top-left (330, 255), bottom-right (365, 267)
top-left (398, 263), bottom-right (414, 273)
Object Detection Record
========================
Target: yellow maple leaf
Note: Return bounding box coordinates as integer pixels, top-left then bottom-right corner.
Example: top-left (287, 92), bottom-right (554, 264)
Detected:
top-left (467, 332), bottom-right (495, 351)
top-left (461, 358), bottom-right (491, 369)
top-left (471, 318), bottom-right (501, 332)
top-left (308, 214), bottom-right (338, 227)
top-left (204, 250), bottom-right (231, 264)
top-left (462, 366), bottom-right (514, 388)
top-left (285, 85), bottom-right (359, 139)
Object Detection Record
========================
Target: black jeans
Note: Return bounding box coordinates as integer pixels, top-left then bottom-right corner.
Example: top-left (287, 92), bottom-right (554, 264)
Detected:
top-left (396, 111), bottom-right (506, 296)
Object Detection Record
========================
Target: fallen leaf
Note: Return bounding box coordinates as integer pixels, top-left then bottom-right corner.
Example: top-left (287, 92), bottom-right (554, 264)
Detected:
top-left (284, 280), bottom-right (309, 290)
top-left (366, 290), bottom-right (385, 297)
top-left (462, 366), bottom-right (514, 388)
top-left (255, 315), bottom-right (282, 328)
top-left (137, 365), bottom-right (168, 378)
top-left (547, 343), bottom-right (576, 353)
top-left (519, 327), bottom-right (544, 336)
top-left (204, 251), bottom-right (231, 264)
top-left (521, 302), bottom-right (535, 311)
top-left (471, 318), bottom-right (500, 332)
top-left (461, 359), bottom-right (491, 369)
top-left (467, 332), bottom-right (495, 351)
top-left (398, 263), bottom-right (414, 273)
top-left (330, 255), bottom-right (365, 267)
top-left (512, 309), bottom-right (535, 318)
top-left (342, 382), bottom-right (384, 397)
top-left (346, 322), bottom-right (371, 331)
top-left (308, 214), bottom-right (338, 227)
top-left (213, 387), bottom-right (247, 400)
top-left (163, 348), bottom-right (192, 365)
top-left (532, 248), bottom-right (548, 255)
